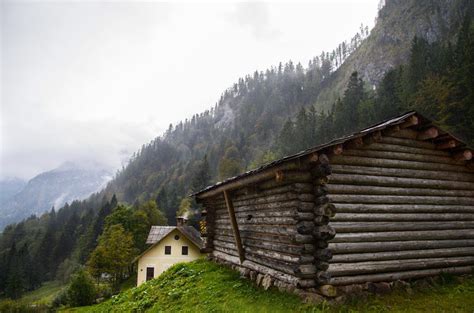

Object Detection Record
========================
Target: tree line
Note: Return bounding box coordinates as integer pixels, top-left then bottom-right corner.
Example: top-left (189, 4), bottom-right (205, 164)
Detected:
top-left (0, 13), bottom-right (472, 302)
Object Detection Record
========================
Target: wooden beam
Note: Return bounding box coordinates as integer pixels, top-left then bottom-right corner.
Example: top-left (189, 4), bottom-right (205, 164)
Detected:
top-left (346, 137), bottom-right (364, 149)
top-left (332, 144), bottom-right (344, 155)
top-left (454, 150), bottom-right (472, 161)
top-left (437, 140), bottom-right (457, 150)
top-left (223, 190), bottom-right (245, 263)
top-left (364, 131), bottom-right (382, 145)
top-left (399, 115), bottom-right (419, 128)
top-left (308, 152), bottom-right (319, 163)
top-left (417, 127), bottom-right (439, 140)
top-left (382, 125), bottom-right (401, 136)
top-left (196, 161), bottom-right (306, 199)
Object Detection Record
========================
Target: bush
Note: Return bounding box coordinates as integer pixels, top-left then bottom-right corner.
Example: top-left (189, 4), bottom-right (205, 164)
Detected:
top-left (96, 283), bottom-right (113, 301)
top-left (52, 289), bottom-right (69, 308)
top-left (66, 270), bottom-right (96, 307)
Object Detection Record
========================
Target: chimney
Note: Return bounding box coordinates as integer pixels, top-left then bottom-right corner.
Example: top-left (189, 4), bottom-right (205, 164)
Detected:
top-left (176, 215), bottom-right (188, 226)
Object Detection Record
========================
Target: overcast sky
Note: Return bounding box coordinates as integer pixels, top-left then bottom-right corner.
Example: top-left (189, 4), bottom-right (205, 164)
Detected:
top-left (0, 0), bottom-right (379, 180)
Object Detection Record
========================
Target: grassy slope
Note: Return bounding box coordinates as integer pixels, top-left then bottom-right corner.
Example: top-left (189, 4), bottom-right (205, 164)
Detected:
top-left (19, 281), bottom-right (65, 305)
top-left (65, 259), bottom-right (474, 313)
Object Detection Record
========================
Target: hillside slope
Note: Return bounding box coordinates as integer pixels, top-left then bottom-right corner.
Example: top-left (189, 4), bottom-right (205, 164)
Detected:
top-left (68, 260), bottom-right (474, 313)
top-left (316, 0), bottom-right (473, 109)
top-left (1, 0), bottom-right (473, 299)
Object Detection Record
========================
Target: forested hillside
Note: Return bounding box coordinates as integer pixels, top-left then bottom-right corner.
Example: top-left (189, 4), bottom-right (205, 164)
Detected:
top-left (1, 0), bottom-right (473, 300)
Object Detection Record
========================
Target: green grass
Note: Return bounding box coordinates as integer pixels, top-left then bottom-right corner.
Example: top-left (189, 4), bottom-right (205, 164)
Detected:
top-left (61, 259), bottom-right (474, 313)
top-left (20, 280), bottom-right (66, 305)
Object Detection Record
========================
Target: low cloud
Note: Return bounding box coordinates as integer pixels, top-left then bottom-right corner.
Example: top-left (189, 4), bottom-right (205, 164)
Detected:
top-left (231, 2), bottom-right (281, 41)
top-left (0, 106), bottom-right (160, 179)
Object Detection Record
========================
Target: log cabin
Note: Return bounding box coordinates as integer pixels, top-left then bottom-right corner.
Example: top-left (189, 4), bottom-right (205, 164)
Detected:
top-left (193, 111), bottom-right (474, 292)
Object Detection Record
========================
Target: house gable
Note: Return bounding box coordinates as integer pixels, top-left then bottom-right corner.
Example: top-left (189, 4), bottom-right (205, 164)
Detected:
top-left (136, 228), bottom-right (203, 286)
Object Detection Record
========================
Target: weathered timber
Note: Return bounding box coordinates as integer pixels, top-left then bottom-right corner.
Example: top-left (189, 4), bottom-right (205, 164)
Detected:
top-left (437, 140), bottom-right (457, 150)
top-left (215, 216), bottom-right (298, 225)
top-left (380, 136), bottom-right (434, 150)
top-left (300, 255), bottom-right (315, 263)
top-left (331, 155), bottom-right (469, 173)
top-left (332, 144), bottom-right (344, 155)
top-left (331, 164), bottom-right (474, 182)
top-left (297, 221), bottom-right (314, 235)
top-left (224, 190), bottom-right (245, 263)
top-left (213, 245), bottom-right (298, 275)
top-left (390, 128), bottom-right (418, 139)
top-left (315, 261), bottom-right (330, 271)
top-left (215, 208), bottom-right (308, 220)
top-left (315, 185), bottom-right (329, 196)
top-left (328, 184), bottom-right (474, 197)
top-left (331, 221), bottom-right (474, 233)
top-left (214, 235), bottom-right (302, 255)
top-left (329, 256), bottom-right (474, 276)
top-left (360, 142), bottom-right (450, 156)
top-left (342, 149), bottom-right (465, 165)
top-left (329, 173), bottom-right (474, 190)
top-left (319, 154), bottom-right (330, 164)
top-left (314, 216), bottom-right (330, 225)
top-left (417, 127), bottom-right (439, 140)
top-left (330, 239), bottom-right (474, 254)
top-left (315, 249), bottom-right (333, 261)
top-left (332, 213), bottom-right (474, 222)
top-left (314, 203), bottom-right (336, 217)
top-left (454, 150), bottom-right (473, 161)
top-left (295, 264), bottom-right (317, 276)
top-left (312, 164), bottom-right (332, 177)
top-left (211, 250), bottom-right (303, 285)
top-left (329, 266), bottom-right (474, 285)
top-left (209, 191), bottom-right (314, 207)
top-left (215, 224), bottom-right (298, 236)
top-left (274, 171), bottom-right (313, 184)
top-left (398, 115), bottom-right (419, 129)
top-left (315, 195), bottom-right (329, 205)
top-left (363, 131), bottom-right (382, 145)
top-left (232, 183), bottom-right (314, 199)
top-left (331, 229), bottom-right (474, 243)
top-left (197, 162), bottom-right (311, 199)
top-left (315, 176), bottom-right (329, 185)
top-left (315, 271), bottom-right (331, 285)
top-left (313, 225), bottom-right (336, 240)
top-left (214, 229), bottom-right (296, 245)
top-left (212, 200), bottom-right (313, 214)
top-left (346, 137), bottom-right (364, 149)
top-left (329, 194), bottom-right (474, 205)
top-left (296, 212), bottom-right (315, 221)
top-left (332, 203), bottom-right (474, 214)
top-left (308, 152), bottom-right (319, 163)
top-left (331, 247), bottom-right (474, 263)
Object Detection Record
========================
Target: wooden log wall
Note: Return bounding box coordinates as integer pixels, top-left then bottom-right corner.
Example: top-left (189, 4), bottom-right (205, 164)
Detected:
top-left (200, 166), bottom-right (321, 289)
top-left (327, 130), bottom-right (474, 286)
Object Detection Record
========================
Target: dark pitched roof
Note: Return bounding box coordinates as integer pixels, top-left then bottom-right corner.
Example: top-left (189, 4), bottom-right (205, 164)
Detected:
top-left (133, 225), bottom-right (204, 263)
top-left (193, 111), bottom-right (471, 199)
top-left (146, 225), bottom-right (204, 249)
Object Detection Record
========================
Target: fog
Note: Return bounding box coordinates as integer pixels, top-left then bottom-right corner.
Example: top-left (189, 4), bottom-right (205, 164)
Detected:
top-left (1, 1), bottom-right (378, 179)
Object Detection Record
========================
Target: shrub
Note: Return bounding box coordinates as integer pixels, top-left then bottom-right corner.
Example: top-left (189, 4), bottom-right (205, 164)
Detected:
top-left (66, 270), bottom-right (96, 307)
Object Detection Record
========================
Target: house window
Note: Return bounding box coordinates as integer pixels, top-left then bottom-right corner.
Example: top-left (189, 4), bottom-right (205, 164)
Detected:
top-left (165, 246), bottom-right (171, 255)
top-left (174, 235), bottom-right (180, 240)
top-left (182, 246), bottom-right (189, 255)
top-left (146, 267), bottom-right (154, 281)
